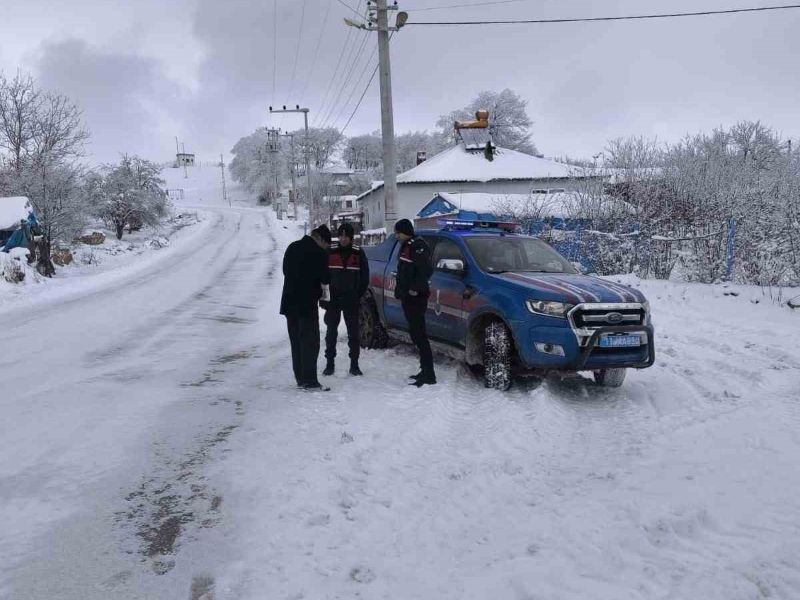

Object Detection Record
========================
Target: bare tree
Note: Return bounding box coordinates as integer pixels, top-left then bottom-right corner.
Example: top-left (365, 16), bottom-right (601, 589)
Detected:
top-left (0, 72), bottom-right (39, 171)
top-left (28, 91), bottom-right (90, 164)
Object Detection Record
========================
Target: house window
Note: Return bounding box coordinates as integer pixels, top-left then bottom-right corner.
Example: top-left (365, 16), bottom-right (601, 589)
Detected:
top-left (344, 200), bottom-right (353, 209)
top-left (532, 189), bottom-right (548, 194)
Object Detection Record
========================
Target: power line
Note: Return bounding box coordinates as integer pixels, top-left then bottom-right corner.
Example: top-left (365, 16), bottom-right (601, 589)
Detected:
top-left (312, 2), bottom-right (363, 126)
top-left (407, 3), bottom-right (800, 25)
top-left (335, 0), bottom-right (362, 17)
top-left (339, 32), bottom-right (394, 137)
top-left (329, 40), bottom-right (379, 128)
top-left (321, 30), bottom-right (371, 126)
top-left (408, 0), bottom-right (535, 12)
top-left (340, 62), bottom-right (379, 137)
top-left (284, 0), bottom-right (308, 104)
top-left (299, 0), bottom-right (334, 104)
top-left (318, 29), bottom-right (371, 128)
top-left (271, 0), bottom-right (277, 117)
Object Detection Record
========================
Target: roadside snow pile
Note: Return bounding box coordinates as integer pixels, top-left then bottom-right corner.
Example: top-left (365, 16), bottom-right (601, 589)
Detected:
top-left (610, 273), bottom-right (800, 311)
top-left (0, 211), bottom-right (207, 312)
top-left (0, 249), bottom-right (40, 285)
top-left (70, 212), bottom-right (200, 269)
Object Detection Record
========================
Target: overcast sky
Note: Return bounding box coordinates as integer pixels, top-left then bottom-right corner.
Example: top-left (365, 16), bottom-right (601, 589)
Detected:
top-left (1, 0), bottom-right (798, 164)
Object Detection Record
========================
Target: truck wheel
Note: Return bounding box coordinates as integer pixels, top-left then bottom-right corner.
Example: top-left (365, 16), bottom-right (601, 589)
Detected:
top-left (359, 296), bottom-right (388, 349)
top-left (593, 368), bottom-right (627, 387)
top-left (484, 321), bottom-right (512, 391)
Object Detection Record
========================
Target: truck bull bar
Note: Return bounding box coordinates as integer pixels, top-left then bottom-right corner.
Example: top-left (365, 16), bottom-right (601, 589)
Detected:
top-left (571, 324), bottom-right (655, 371)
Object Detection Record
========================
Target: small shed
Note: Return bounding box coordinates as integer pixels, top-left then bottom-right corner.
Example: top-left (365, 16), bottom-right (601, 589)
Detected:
top-left (176, 152), bottom-right (195, 167)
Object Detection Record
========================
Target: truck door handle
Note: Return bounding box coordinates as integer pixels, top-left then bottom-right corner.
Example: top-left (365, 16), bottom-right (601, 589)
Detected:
top-left (391, 271), bottom-right (397, 277)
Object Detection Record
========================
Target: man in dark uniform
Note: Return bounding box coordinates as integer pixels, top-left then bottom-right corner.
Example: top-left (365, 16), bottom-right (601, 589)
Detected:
top-left (280, 225), bottom-right (331, 390)
top-left (322, 222), bottom-right (370, 377)
top-left (393, 219), bottom-right (436, 387)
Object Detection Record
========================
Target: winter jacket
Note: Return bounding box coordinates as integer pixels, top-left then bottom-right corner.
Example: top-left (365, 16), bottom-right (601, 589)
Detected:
top-left (323, 242), bottom-right (370, 309)
top-left (280, 235), bottom-right (330, 317)
top-left (394, 236), bottom-right (433, 300)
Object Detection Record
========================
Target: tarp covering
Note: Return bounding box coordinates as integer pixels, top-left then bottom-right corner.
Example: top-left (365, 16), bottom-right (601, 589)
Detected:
top-left (2, 212), bottom-right (39, 252)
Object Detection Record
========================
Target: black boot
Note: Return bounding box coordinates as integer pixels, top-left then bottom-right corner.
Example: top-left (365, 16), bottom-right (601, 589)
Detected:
top-left (411, 371), bottom-right (437, 387)
top-left (349, 361), bottom-right (363, 376)
top-left (323, 359), bottom-right (335, 376)
top-left (409, 371), bottom-right (423, 381)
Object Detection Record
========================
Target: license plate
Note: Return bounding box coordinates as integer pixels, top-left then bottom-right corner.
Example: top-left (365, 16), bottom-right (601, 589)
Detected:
top-left (599, 334), bottom-right (641, 348)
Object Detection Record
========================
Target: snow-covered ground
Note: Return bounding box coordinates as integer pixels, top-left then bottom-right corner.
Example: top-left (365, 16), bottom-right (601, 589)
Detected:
top-left (1, 166), bottom-right (799, 599)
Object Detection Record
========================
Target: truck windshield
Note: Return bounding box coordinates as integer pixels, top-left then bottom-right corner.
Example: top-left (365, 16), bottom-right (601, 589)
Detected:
top-left (465, 236), bottom-right (578, 274)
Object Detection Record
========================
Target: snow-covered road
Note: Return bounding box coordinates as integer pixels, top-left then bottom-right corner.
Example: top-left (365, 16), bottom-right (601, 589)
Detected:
top-left (2, 175), bottom-right (799, 599)
top-left (1, 199), bottom-right (291, 598)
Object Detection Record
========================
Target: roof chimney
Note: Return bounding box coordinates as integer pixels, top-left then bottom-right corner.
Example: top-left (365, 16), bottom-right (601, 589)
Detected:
top-left (416, 151), bottom-right (427, 166)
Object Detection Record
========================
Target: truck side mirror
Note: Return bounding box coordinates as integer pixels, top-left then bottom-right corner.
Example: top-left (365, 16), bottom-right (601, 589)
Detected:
top-left (437, 258), bottom-right (465, 275)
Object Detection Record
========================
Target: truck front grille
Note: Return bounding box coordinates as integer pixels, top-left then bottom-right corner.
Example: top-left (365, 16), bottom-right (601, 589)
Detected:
top-left (571, 306), bottom-right (645, 329)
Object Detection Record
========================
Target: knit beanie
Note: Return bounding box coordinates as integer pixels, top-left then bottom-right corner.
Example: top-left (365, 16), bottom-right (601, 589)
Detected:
top-left (394, 218), bottom-right (414, 236)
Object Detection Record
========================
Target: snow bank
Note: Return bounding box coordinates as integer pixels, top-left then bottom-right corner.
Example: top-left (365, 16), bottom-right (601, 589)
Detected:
top-left (0, 211), bottom-right (212, 315)
top-left (0, 250), bottom-right (39, 285)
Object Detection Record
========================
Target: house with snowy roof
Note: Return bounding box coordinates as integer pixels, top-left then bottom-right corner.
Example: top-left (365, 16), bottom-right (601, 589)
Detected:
top-left (414, 190), bottom-right (631, 228)
top-left (356, 142), bottom-right (598, 231)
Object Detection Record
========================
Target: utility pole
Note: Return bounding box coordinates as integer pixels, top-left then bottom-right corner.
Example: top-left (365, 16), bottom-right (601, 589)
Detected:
top-left (266, 128), bottom-right (281, 202)
top-left (344, 3), bottom-right (408, 231)
top-left (181, 142), bottom-right (188, 179)
top-left (270, 105), bottom-right (313, 224)
top-left (220, 153), bottom-right (230, 207)
top-left (281, 132), bottom-right (298, 215)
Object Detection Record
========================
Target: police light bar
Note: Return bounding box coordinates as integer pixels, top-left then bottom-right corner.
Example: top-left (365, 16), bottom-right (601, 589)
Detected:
top-left (437, 219), bottom-right (521, 233)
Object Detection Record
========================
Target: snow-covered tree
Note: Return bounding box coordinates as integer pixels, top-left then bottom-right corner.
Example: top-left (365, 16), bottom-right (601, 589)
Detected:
top-left (437, 89), bottom-right (537, 155)
top-left (395, 130), bottom-right (448, 172)
top-left (229, 128), bottom-right (282, 198)
top-left (343, 131), bottom-right (382, 171)
top-left (602, 123), bottom-right (800, 284)
top-left (11, 161), bottom-right (88, 275)
top-left (291, 126), bottom-right (342, 170)
top-left (0, 72), bottom-right (90, 274)
top-left (90, 155), bottom-right (169, 240)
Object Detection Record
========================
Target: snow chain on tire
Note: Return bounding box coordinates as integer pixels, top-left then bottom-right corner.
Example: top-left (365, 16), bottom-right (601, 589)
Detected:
top-left (593, 368), bottom-right (627, 387)
top-left (484, 321), bottom-right (512, 391)
top-left (359, 297), bottom-right (388, 349)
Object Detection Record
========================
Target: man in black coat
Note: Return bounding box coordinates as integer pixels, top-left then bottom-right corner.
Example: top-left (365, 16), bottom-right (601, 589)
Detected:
top-left (280, 225), bottom-right (331, 390)
top-left (393, 219), bottom-right (436, 387)
top-left (321, 222), bottom-right (370, 377)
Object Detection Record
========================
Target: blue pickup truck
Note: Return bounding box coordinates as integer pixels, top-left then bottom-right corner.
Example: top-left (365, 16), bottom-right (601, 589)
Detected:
top-left (359, 221), bottom-right (654, 390)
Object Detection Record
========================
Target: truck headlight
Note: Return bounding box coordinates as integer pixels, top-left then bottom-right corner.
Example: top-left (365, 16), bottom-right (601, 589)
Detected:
top-left (525, 300), bottom-right (575, 318)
